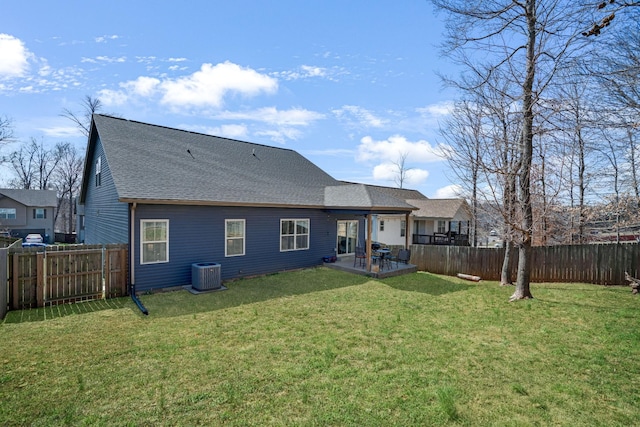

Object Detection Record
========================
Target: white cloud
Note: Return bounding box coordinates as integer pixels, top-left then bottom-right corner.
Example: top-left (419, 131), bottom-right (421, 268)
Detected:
top-left (416, 101), bottom-right (454, 118)
top-left (434, 184), bottom-right (464, 198)
top-left (211, 124), bottom-right (249, 139)
top-left (96, 88), bottom-right (130, 106)
top-left (356, 135), bottom-right (446, 163)
top-left (40, 125), bottom-right (83, 138)
top-left (82, 56), bottom-right (127, 64)
top-left (333, 105), bottom-right (387, 128)
top-left (0, 34), bottom-right (31, 78)
top-left (255, 128), bottom-right (303, 144)
top-left (123, 76), bottom-right (161, 97)
top-left (372, 162), bottom-right (429, 185)
top-left (274, 65), bottom-right (326, 80)
top-left (159, 61), bottom-right (278, 108)
top-left (95, 35), bottom-right (119, 43)
top-left (215, 107), bottom-right (324, 127)
top-left (98, 62), bottom-right (279, 111)
top-left (272, 64), bottom-right (348, 81)
top-left (136, 56), bottom-right (157, 64)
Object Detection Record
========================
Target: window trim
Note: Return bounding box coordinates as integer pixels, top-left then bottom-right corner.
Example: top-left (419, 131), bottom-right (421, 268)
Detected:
top-left (437, 220), bottom-right (447, 234)
top-left (280, 218), bottom-right (310, 252)
top-left (379, 220), bottom-right (385, 232)
top-left (34, 208), bottom-right (46, 219)
top-left (225, 219), bottom-right (246, 257)
top-left (400, 220), bottom-right (406, 237)
top-left (140, 219), bottom-right (169, 265)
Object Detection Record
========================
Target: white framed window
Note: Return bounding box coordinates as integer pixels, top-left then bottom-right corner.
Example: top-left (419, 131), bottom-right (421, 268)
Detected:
top-left (95, 157), bottom-right (102, 187)
top-left (401, 220), bottom-right (406, 237)
top-left (379, 220), bottom-right (385, 232)
top-left (280, 219), bottom-right (309, 251)
top-left (141, 220), bottom-right (169, 264)
top-left (34, 208), bottom-right (46, 219)
top-left (437, 220), bottom-right (447, 234)
top-left (225, 219), bottom-right (245, 257)
top-left (0, 208), bottom-right (16, 219)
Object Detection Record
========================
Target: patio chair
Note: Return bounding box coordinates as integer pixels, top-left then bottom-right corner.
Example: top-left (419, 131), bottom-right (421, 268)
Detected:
top-left (354, 246), bottom-right (367, 267)
top-left (386, 248), bottom-right (400, 269)
top-left (397, 249), bottom-right (411, 264)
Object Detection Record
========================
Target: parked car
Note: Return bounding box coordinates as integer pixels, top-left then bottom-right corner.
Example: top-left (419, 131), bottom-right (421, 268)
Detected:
top-left (24, 234), bottom-right (44, 244)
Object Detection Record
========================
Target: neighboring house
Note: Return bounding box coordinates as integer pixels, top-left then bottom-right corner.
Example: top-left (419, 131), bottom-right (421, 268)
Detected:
top-left (78, 115), bottom-right (415, 291)
top-left (408, 198), bottom-right (471, 246)
top-left (357, 184), bottom-right (471, 247)
top-left (0, 189), bottom-right (57, 243)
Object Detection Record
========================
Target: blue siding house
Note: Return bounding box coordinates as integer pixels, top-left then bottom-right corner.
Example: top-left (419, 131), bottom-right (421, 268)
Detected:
top-left (78, 115), bottom-right (414, 291)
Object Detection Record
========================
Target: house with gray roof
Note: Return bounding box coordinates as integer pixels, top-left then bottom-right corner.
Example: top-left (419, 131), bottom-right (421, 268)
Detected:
top-left (406, 198), bottom-right (471, 245)
top-left (78, 115), bottom-right (415, 291)
top-left (363, 188), bottom-right (471, 247)
top-left (0, 188), bottom-right (58, 243)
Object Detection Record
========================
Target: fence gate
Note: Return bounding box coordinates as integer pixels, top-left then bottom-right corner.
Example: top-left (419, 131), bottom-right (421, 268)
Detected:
top-left (4, 244), bottom-right (127, 316)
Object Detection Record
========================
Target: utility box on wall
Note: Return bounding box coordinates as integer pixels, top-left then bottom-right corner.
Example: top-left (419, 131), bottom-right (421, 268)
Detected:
top-left (191, 262), bottom-right (221, 291)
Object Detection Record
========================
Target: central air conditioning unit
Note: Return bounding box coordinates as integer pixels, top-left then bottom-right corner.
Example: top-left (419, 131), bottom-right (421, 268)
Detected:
top-left (191, 262), bottom-right (222, 291)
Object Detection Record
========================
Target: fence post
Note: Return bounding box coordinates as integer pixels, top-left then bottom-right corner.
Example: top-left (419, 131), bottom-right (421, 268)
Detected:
top-left (36, 252), bottom-right (45, 307)
top-left (0, 248), bottom-right (7, 320)
top-left (101, 246), bottom-right (106, 299)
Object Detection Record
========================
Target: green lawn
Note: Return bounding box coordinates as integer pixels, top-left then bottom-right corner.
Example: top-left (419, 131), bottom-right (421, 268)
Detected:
top-left (1, 268), bottom-right (638, 426)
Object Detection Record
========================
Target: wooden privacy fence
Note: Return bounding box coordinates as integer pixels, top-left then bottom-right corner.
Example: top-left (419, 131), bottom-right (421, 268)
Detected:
top-left (1, 244), bottom-right (128, 318)
top-left (410, 242), bottom-right (640, 286)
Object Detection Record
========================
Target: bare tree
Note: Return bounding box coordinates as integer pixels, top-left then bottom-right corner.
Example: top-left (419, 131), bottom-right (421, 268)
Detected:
top-left (0, 115), bottom-right (14, 144)
top-left (583, 0), bottom-right (640, 37)
top-left (60, 95), bottom-right (103, 137)
top-left (8, 138), bottom-right (37, 189)
top-left (440, 99), bottom-right (482, 248)
top-left (431, 0), bottom-right (590, 300)
top-left (8, 139), bottom-right (64, 190)
top-left (53, 143), bottom-right (84, 233)
top-left (392, 152), bottom-right (413, 189)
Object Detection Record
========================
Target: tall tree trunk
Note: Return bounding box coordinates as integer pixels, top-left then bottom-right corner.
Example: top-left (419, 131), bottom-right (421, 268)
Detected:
top-left (511, 0), bottom-right (536, 301)
top-left (501, 240), bottom-right (513, 286)
top-left (68, 190), bottom-right (74, 234)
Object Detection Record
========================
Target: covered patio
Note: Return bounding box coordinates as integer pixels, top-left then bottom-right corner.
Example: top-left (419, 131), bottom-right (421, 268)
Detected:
top-left (324, 254), bottom-right (417, 279)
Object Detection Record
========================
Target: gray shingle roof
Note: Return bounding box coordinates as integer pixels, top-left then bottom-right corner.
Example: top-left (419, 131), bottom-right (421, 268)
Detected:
top-left (407, 198), bottom-right (470, 220)
top-left (341, 182), bottom-right (427, 201)
top-left (89, 115), bottom-right (413, 211)
top-left (325, 184), bottom-right (416, 210)
top-left (0, 189), bottom-right (58, 207)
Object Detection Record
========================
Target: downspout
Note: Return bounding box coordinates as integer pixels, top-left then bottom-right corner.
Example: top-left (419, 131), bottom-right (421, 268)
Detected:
top-left (129, 202), bottom-right (148, 315)
top-left (405, 212), bottom-right (410, 249)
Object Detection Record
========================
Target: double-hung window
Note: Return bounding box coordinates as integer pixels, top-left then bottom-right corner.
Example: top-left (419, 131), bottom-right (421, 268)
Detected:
top-left (437, 220), bottom-right (447, 234)
top-left (34, 208), bottom-right (46, 219)
top-left (379, 220), bottom-right (385, 232)
top-left (225, 219), bottom-right (245, 257)
top-left (280, 219), bottom-right (309, 251)
top-left (400, 220), bottom-right (406, 237)
top-left (141, 220), bottom-right (168, 264)
top-left (0, 208), bottom-right (16, 219)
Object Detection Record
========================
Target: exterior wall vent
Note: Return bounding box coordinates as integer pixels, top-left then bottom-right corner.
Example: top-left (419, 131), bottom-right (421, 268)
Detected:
top-left (191, 262), bottom-right (222, 291)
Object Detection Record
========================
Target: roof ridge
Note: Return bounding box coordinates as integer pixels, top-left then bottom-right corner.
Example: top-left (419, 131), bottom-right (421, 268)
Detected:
top-left (93, 114), bottom-right (297, 153)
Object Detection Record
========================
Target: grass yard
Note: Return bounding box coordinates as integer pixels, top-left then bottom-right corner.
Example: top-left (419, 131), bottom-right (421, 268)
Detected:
top-left (1, 268), bottom-right (639, 426)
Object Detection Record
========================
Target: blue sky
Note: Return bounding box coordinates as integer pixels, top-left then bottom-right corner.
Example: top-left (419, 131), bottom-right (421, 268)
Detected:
top-left (0, 0), bottom-right (462, 198)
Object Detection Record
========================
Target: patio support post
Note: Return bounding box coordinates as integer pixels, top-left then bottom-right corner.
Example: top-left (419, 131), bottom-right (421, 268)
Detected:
top-left (405, 212), bottom-right (410, 249)
top-left (366, 213), bottom-right (372, 272)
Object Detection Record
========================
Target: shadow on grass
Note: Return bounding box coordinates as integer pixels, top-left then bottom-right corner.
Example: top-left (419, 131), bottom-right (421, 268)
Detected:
top-left (380, 271), bottom-right (473, 295)
top-left (2, 298), bottom-right (129, 324)
top-left (3, 267), bottom-right (371, 323)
